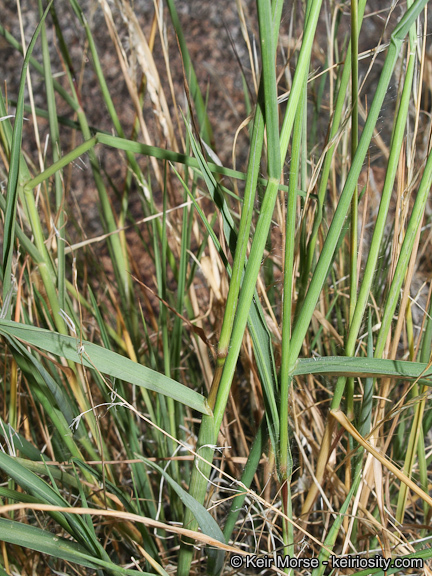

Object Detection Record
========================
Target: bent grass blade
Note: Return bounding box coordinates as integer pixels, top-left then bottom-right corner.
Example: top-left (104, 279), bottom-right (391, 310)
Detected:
top-left (0, 320), bottom-right (211, 415)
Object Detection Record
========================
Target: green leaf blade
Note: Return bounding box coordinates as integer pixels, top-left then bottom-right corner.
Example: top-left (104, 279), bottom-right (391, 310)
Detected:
top-left (0, 320), bottom-right (211, 415)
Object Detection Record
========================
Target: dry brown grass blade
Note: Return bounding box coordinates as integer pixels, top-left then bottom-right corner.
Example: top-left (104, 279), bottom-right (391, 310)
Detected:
top-left (98, 0), bottom-right (164, 187)
top-left (301, 417), bottom-right (335, 516)
top-left (0, 499), bottom-right (334, 558)
top-left (0, 503), bottom-right (243, 555)
top-left (116, 0), bottom-right (178, 153)
top-left (330, 409), bottom-right (432, 509)
top-left (188, 284), bottom-right (214, 391)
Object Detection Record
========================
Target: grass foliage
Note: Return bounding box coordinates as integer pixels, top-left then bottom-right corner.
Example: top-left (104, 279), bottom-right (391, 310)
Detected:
top-left (1, 0), bottom-right (432, 574)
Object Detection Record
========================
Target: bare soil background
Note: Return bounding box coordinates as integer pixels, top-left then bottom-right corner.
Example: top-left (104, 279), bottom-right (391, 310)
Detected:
top-left (2, 0), bottom-right (424, 230)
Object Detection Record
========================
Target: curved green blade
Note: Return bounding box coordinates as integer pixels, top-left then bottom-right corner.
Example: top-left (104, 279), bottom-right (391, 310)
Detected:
top-left (0, 320), bottom-right (211, 415)
top-left (293, 356), bottom-right (432, 383)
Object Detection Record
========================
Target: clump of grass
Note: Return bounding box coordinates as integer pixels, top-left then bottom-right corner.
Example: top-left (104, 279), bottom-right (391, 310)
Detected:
top-left (1, 0), bottom-right (432, 575)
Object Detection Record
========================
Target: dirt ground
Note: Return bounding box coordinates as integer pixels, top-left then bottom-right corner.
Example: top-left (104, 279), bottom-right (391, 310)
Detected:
top-left (1, 1), bottom-right (429, 258)
top-left (2, 1), bottom-right (417, 164)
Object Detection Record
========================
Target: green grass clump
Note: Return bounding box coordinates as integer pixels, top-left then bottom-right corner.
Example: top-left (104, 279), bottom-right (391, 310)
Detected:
top-left (1, 0), bottom-right (432, 574)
